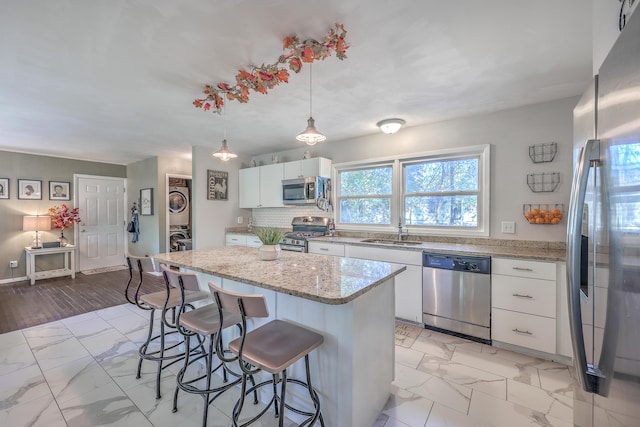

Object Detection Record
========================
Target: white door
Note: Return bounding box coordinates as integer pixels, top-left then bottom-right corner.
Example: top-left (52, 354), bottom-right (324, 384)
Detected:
top-left (76, 175), bottom-right (126, 271)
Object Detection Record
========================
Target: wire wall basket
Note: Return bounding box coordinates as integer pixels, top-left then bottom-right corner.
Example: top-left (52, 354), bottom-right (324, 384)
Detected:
top-left (529, 142), bottom-right (557, 163)
top-left (523, 204), bottom-right (564, 224)
top-left (527, 172), bottom-right (560, 192)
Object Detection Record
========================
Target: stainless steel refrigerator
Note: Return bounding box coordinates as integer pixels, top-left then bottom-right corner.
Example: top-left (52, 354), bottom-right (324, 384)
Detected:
top-left (568, 8), bottom-right (640, 427)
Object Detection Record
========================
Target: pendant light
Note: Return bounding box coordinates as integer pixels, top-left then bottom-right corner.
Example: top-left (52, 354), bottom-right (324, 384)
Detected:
top-left (213, 104), bottom-right (238, 161)
top-left (296, 63), bottom-right (326, 145)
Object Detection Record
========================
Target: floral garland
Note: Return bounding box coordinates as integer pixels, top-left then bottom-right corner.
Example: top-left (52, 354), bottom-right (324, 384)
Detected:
top-left (193, 23), bottom-right (348, 114)
top-left (48, 204), bottom-right (81, 231)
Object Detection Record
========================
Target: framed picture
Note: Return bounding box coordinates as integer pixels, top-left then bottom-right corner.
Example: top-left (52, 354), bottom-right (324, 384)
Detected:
top-left (140, 188), bottom-right (153, 215)
top-left (49, 181), bottom-right (70, 200)
top-left (18, 179), bottom-right (42, 200)
top-left (0, 178), bottom-right (8, 199)
top-left (207, 170), bottom-right (228, 200)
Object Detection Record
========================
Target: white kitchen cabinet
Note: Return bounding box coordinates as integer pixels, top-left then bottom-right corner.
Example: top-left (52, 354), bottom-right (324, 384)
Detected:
top-left (225, 233), bottom-right (247, 246)
top-left (239, 163), bottom-right (284, 208)
top-left (225, 233), bottom-right (262, 248)
top-left (346, 245), bottom-right (422, 323)
top-left (246, 236), bottom-right (263, 248)
top-left (556, 262), bottom-right (572, 358)
top-left (283, 157), bottom-right (332, 179)
top-left (491, 257), bottom-right (557, 354)
top-left (307, 241), bottom-right (345, 257)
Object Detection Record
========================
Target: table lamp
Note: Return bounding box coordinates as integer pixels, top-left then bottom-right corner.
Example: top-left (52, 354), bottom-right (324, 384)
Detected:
top-left (23, 215), bottom-right (51, 249)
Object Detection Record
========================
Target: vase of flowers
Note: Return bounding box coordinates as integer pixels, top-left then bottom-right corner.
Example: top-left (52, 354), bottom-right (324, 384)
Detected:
top-left (48, 204), bottom-right (81, 246)
top-left (254, 227), bottom-right (285, 261)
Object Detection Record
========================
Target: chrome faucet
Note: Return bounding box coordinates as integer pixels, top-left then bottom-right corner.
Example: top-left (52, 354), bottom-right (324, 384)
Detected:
top-left (397, 220), bottom-right (407, 241)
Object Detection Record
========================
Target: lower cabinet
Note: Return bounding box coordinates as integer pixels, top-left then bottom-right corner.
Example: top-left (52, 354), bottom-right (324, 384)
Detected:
top-left (346, 245), bottom-right (423, 323)
top-left (491, 257), bottom-right (558, 354)
top-left (225, 233), bottom-right (247, 246)
top-left (225, 233), bottom-right (262, 248)
top-left (307, 241), bottom-right (345, 257)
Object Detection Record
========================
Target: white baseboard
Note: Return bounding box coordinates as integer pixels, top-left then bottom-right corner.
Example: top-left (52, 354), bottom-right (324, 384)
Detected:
top-left (0, 276), bottom-right (28, 285)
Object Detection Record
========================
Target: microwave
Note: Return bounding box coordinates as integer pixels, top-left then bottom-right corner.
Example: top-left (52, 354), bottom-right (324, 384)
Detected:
top-left (282, 177), bottom-right (330, 206)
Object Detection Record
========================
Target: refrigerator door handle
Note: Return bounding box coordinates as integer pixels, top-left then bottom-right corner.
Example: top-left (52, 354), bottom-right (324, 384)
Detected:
top-left (566, 139), bottom-right (602, 394)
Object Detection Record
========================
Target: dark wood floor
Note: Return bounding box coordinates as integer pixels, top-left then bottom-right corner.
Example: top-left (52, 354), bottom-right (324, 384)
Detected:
top-left (0, 269), bottom-right (165, 334)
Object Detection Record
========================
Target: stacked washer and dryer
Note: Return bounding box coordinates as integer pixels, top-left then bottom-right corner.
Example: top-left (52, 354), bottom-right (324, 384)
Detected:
top-left (169, 185), bottom-right (192, 251)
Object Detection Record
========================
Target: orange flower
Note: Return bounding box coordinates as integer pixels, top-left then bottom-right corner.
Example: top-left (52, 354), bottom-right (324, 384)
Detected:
top-left (301, 46), bottom-right (315, 62)
top-left (203, 102), bottom-right (211, 111)
top-left (289, 57), bottom-right (302, 73)
top-left (193, 99), bottom-right (203, 108)
top-left (218, 82), bottom-right (231, 91)
top-left (276, 69), bottom-right (289, 82)
top-left (282, 36), bottom-right (295, 49)
top-left (226, 92), bottom-right (235, 100)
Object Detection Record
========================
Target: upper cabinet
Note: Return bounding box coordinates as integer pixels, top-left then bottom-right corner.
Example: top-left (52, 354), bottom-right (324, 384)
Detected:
top-left (239, 163), bottom-right (284, 208)
top-left (283, 157), bottom-right (332, 179)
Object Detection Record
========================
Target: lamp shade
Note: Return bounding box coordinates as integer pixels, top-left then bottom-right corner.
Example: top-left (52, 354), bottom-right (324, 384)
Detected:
top-left (212, 139), bottom-right (238, 161)
top-left (23, 215), bottom-right (51, 231)
top-left (376, 118), bottom-right (405, 134)
top-left (296, 117), bottom-right (326, 146)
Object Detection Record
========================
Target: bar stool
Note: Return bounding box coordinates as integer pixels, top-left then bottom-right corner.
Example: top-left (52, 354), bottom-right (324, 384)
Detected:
top-left (210, 282), bottom-right (325, 427)
top-left (124, 255), bottom-right (163, 310)
top-left (168, 272), bottom-right (247, 427)
top-left (136, 265), bottom-right (209, 399)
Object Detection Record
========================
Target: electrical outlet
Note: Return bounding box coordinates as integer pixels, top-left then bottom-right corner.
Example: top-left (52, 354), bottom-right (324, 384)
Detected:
top-left (501, 221), bottom-right (516, 234)
top-left (237, 216), bottom-right (244, 224)
top-left (9, 260), bottom-right (18, 268)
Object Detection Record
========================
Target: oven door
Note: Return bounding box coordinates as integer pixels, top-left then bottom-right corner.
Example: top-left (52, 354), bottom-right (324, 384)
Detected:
top-left (279, 243), bottom-right (306, 252)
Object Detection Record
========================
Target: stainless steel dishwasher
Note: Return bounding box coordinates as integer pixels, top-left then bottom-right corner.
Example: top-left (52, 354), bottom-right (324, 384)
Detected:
top-left (423, 252), bottom-right (491, 344)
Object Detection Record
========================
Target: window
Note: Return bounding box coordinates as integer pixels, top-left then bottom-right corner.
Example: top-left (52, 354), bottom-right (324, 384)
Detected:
top-left (335, 145), bottom-right (490, 236)
top-left (338, 165), bottom-right (393, 224)
top-left (404, 157), bottom-right (479, 227)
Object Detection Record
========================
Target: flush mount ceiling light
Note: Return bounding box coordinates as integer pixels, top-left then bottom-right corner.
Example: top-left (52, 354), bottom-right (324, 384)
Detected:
top-left (213, 106), bottom-right (237, 161)
top-left (296, 64), bottom-right (326, 146)
top-left (376, 118), bottom-right (406, 134)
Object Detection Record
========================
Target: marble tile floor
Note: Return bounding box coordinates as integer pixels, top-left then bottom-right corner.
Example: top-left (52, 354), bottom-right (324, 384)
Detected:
top-left (0, 303), bottom-right (578, 427)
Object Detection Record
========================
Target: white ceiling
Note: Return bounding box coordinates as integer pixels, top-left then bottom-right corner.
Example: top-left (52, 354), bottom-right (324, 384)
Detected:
top-left (0, 1), bottom-right (593, 165)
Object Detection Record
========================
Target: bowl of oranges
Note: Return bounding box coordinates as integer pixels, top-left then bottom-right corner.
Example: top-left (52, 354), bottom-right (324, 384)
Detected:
top-left (523, 204), bottom-right (564, 224)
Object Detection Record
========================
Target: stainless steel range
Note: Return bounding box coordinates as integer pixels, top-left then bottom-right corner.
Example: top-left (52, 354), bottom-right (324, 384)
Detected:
top-left (280, 216), bottom-right (330, 253)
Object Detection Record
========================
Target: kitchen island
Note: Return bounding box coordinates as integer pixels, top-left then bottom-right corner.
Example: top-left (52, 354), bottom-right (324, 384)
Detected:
top-left (153, 246), bottom-right (406, 427)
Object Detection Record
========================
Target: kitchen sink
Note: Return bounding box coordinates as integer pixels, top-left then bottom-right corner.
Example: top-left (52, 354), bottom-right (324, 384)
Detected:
top-left (360, 238), bottom-right (424, 246)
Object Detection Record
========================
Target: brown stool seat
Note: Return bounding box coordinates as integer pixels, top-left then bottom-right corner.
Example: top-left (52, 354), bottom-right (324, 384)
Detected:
top-left (229, 319), bottom-right (323, 374)
top-left (179, 304), bottom-right (242, 336)
top-left (140, 288), bottom-right (209, 310)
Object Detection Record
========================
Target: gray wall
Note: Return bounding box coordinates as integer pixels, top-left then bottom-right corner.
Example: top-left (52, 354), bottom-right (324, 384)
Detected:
top-left (0, 151), bottom-right (125, 281)
top-left (125, 156), bottom-right (192, 256)
top-left (252, 96), bottom-right (578, 242)
top-left (192, 145), bottom-right (251, 249)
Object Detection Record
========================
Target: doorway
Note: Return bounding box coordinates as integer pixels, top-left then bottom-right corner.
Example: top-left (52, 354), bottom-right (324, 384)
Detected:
top-left (166, 174), bottom-right (192, 252)
top-left (75, 174), bottom-right (126, 271)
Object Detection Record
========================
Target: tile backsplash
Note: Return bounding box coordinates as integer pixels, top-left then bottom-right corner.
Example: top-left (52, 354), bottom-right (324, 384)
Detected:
top-left (250, 207), bottom-right (331, 228)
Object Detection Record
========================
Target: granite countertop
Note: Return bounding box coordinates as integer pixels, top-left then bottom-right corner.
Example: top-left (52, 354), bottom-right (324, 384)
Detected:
top-left (311, 236), bottom-right (567, 262)
top-left (153, 246), bottom-right (406, 305)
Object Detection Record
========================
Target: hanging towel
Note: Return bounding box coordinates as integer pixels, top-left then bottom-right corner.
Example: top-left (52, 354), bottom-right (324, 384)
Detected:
top-left (129, 205), bottom-right (140, 243)
top-left (131, 212), bottom-right (139, 243)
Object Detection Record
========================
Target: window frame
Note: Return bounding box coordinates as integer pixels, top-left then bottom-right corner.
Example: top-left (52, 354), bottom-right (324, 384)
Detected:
top-left (333, 144), bottom-right (491, 237)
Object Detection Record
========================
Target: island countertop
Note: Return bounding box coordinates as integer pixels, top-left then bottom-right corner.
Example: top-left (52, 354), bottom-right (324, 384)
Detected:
top-left (153, 246), bottom-right (406, 305)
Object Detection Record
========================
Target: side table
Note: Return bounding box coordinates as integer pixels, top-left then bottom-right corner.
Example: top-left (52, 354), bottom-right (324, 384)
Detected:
top-left (24, 245), bottom-right (76, 285)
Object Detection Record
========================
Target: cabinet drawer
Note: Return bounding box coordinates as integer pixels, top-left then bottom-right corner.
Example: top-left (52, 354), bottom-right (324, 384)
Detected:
top-left (246, 236), bottom-right (263, 248)
top-left (308, 242), bottom-right (345, 257)
top-left (492, 258), bottom-right (556, 280)
top-left (225, 234), bottom-right (247, 246)
top-left (492, 275), bottom-right (556, 318)
top-left (492, 308), bottom-right (556, 353)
